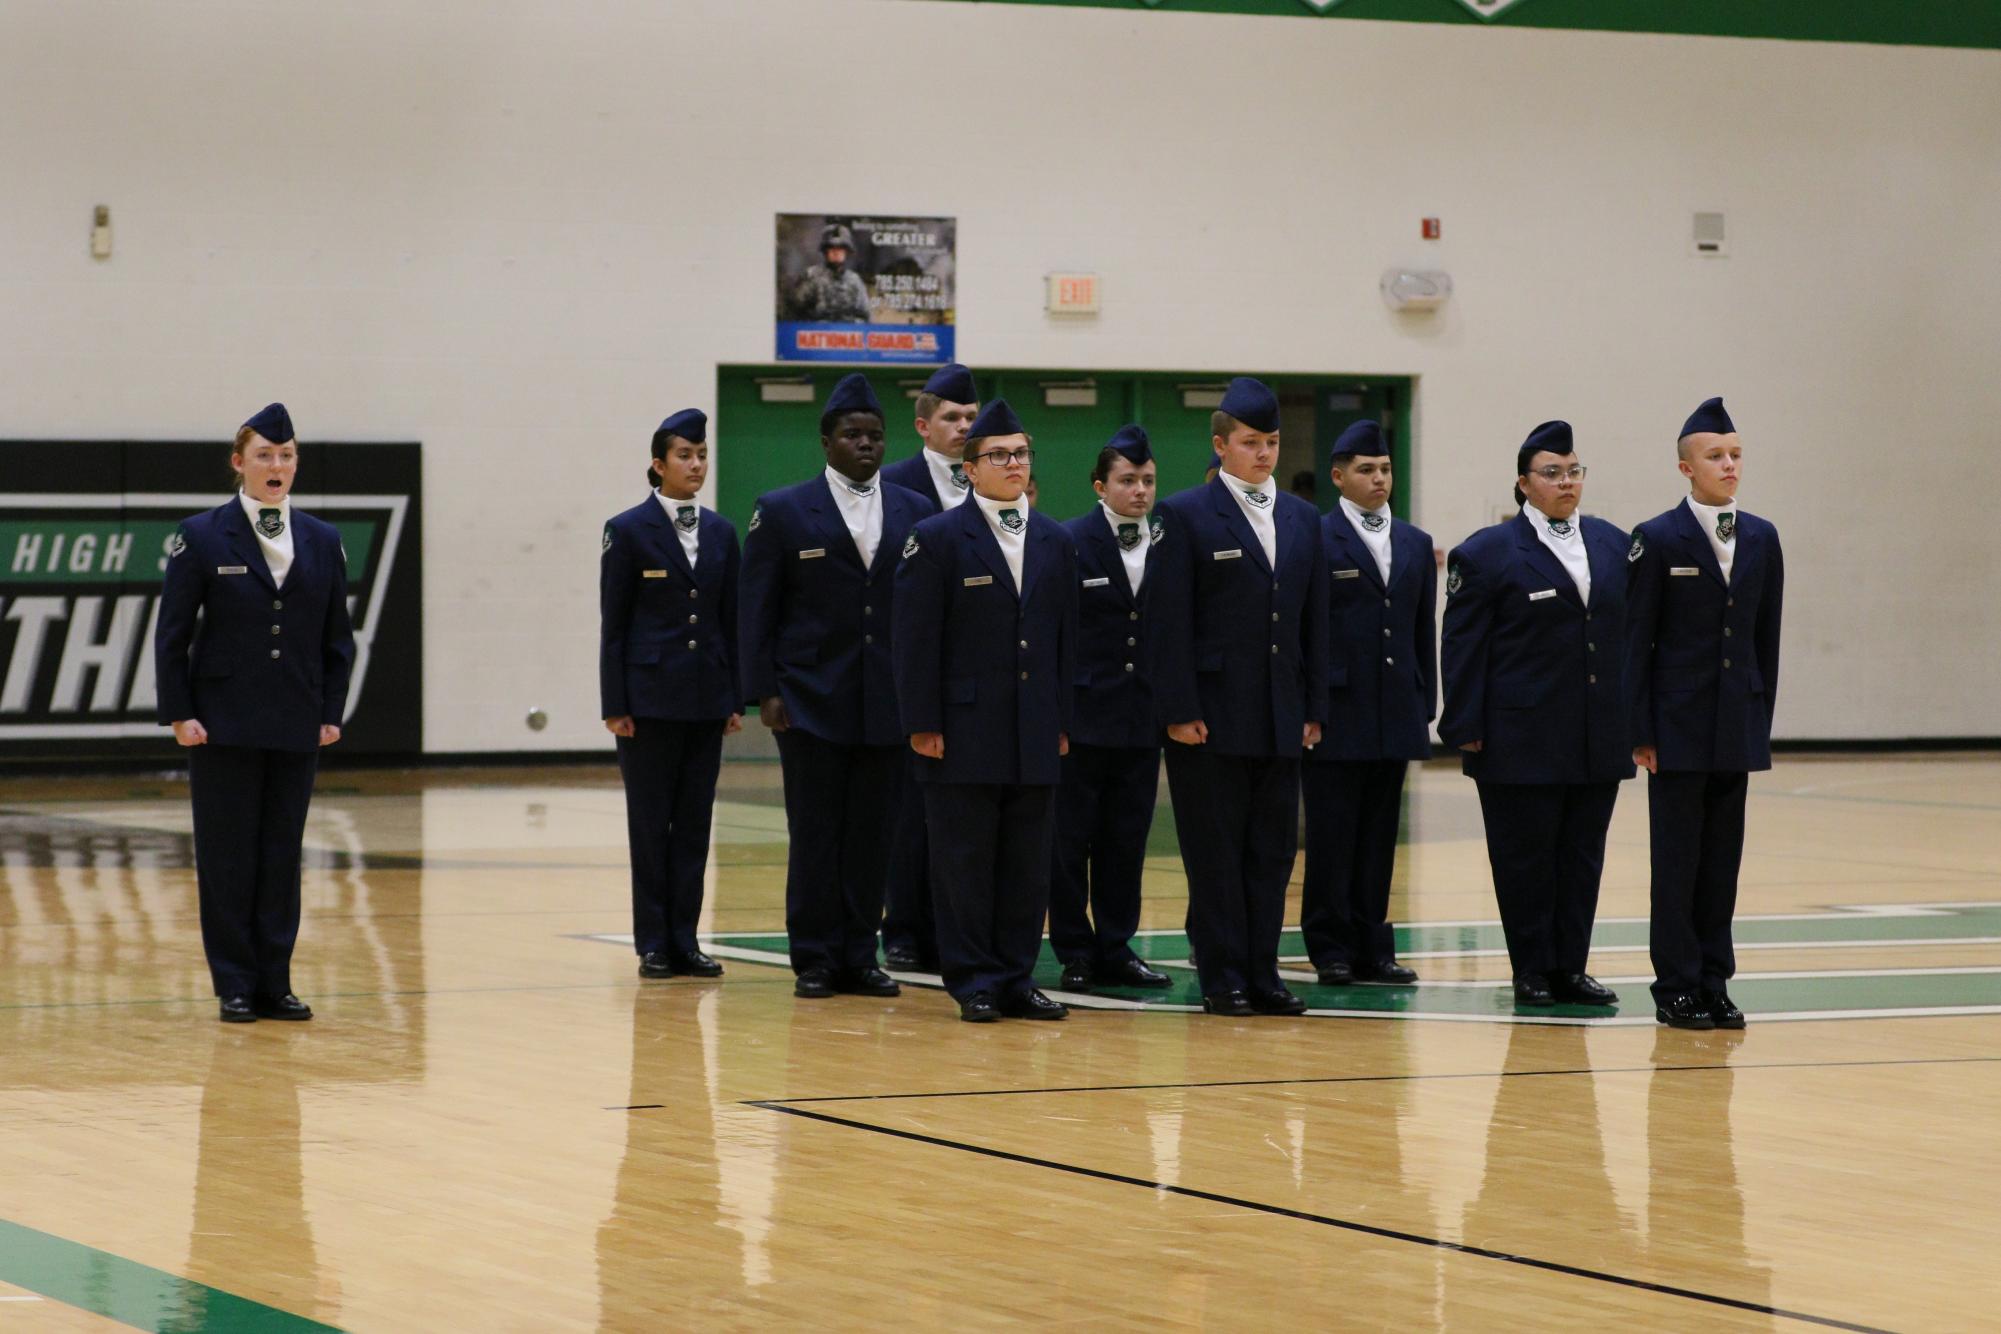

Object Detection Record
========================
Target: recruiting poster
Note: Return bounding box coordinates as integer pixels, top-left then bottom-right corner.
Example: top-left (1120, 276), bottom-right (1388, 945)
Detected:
top-left (775, 213), bottom-right (956, 363)
top-left (0, 440), bottom-right (423, 759)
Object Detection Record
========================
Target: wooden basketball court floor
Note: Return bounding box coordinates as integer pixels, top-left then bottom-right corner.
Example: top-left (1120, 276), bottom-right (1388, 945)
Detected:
top-left (3, 752), bottom-right (1999, 1331)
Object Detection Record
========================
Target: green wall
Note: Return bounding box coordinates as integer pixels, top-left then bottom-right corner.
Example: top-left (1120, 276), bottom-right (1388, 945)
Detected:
top-left (914, 0), bottom-right (2001, 51)
top-left (715, 367), bottom-right (1417, 526)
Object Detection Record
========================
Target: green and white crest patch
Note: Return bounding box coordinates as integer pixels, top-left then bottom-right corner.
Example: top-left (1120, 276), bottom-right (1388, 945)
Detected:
top-left (601, 524), bottom-right (613, 553)
top-left (1628, 532), bottom-right (1645, 564)
top-left (167, 530), bottom-right (186, 559)
top-left (1149, 516), bottom-right (1165, 546)
top-left (748, 507), bottom-right (762, 534)
top-left (1446, 559), bottom-right (1463, 597)
top-left (902, 532), bottom-right (920, 559)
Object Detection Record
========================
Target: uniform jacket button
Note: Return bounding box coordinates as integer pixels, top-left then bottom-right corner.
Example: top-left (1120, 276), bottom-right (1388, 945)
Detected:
top-left (273, 599), bottom-right (283, 610)
top-left (688, 639), bottom-right (698, 650)
top-left (1124, 663), bottom-right (1134, 672)
top-left (1019, 670), bottom-right (1029, 680)
top-left (270, 648), bottom-right (281, 659)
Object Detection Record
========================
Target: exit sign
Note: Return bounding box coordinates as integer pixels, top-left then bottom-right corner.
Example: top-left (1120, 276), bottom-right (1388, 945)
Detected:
top-left (1045, 272), bottom-right (1101, 315)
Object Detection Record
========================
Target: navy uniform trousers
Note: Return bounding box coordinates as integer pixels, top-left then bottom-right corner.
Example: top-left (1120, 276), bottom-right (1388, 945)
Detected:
top-left (925, 783), bottom-right (1057, 1001)
top-left (1646, 770), bottom-right (1748, 1001)
top-left (1475, 780), bottom-right (1622, 978)
top-left (1049, 744), bottom-right (1159, 971)
top-left (776, 729), bottom-right (903, 976)
top-left (188, 746), bottom-right (320, 997)
top-left (1301, 758), bottom-right (1408, 969)
top-left (616, 720), bottom-right (727, 959)
top-left (1163, 748), bottom-right (1300, 994)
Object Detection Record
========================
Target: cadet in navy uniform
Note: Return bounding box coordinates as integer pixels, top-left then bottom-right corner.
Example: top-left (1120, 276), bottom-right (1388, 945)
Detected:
top-left (739, 374), bottom-right (925, 1000)
top-left (601, 409), bottom-right (742, 981)
top-left (877, 363), bottom-right (979, 971)
top-left (1151, 378), bottom-right (1329, 1016)
top-left (893, 399), bottom-right (1079, 1022)
top-left (1301, 420), bottom-right (1434, 987)
top-left (155, 403), bottom-right (355, 1023)
top-left (1051, 426), bottom-right (1173, 993)
top-left (1626, 397), bottom-right (1783, 1030)
top-left (1440, 421), bottom-right (1632, 1009)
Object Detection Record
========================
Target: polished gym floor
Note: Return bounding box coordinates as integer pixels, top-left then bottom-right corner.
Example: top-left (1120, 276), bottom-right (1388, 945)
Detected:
top-left (2, 752), bottom-right (1998, 1331)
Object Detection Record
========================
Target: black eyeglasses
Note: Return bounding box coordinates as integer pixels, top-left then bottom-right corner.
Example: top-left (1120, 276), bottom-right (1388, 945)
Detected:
top-left (971, 447), bottom-right (1036, 467)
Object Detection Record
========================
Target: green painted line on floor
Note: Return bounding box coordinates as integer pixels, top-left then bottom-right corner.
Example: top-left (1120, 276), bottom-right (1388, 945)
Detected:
top-left (0, 1219), bottom-right (341, 1333)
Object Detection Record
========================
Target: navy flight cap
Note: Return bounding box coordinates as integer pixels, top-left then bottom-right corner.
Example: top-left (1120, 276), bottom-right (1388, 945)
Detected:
top-left (820, 373), bottom-right (884, 433)
top-left (1680, 396), bottom-right (1736, 439)
top-left (966, 398), bottom-right (1027, 441)
top-left (1104, 424), bottom-right (1151, 467)
top-left (1332, 419), bottom-right (1388, 457)
top-left (241, 402), bottom-right (295, 445)
top-left (921, 363), bottom-right (978, 406)
top-left (654, 409), bottom-right (707, 447)
top-left (1218, 377), bottom-right (1280, 434)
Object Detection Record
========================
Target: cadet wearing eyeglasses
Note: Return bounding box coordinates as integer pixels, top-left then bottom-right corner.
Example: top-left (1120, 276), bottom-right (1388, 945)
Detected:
top-left (1440, 421), bottom-right (1634, 1011)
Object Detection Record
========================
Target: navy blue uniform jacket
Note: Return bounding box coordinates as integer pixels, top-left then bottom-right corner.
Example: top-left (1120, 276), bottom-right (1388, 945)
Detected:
top-left (1149, 478), bottom-right (1330, 758)
top-left (599, 496), bottom-right (740, 722)
top-left (878, 452), bottom-right (951, 515)
top-left (1064, 511), bottom-right (1158, 751)
top-left (1624, 504), bottom-right (1783, 773)
top-left (1313, 512), bottom-right (1437, 763)
top-left (892, 502), bottom-right (1078, 786)
top-left (155, 500), bottom-right (355, 752)
top-left (737, 475), bottom-right (927, 747)
top-left (1440, 513), bottom-right (1634, 785)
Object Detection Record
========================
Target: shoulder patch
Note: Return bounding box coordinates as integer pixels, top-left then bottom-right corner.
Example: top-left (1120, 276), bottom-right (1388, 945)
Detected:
top-left (167, 529), bottom-right (187, 559)
top-left (1628, 531), bottom-right (1645, 564)
top-left (748, 507), bottom-right (762, 534)
top-left (902, 532), bottom-right (920, 560)
top-left (1149, 515), bottom-right (1165, 546)
top-left (601, 523), bottom-right (613, 553)
top-left (1446, 559), bottom-right (1463, 597)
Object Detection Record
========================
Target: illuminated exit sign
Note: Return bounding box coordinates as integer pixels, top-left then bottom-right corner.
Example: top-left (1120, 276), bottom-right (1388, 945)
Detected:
top-left (1045, 272), bottom-right (1101, 315)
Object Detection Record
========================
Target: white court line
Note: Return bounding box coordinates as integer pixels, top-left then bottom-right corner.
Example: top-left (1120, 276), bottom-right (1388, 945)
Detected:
top-left (1278, 964), bottom-right (2001, 986)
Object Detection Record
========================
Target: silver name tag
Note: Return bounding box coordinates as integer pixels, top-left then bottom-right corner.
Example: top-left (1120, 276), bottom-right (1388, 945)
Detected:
top-left (217, 565), bottom-right (248, 575)
top-left (1213, 549), bottom-right (1242, 561)
top-left (1332, 568), bottom-right (1362, 580)
top-left (1670, 567), bottom-right (1701, 576)
top-left (1528, 589), bottom-right (1558, 602)
top-left (642, 569), bottom-right (668, 579)
top-left (963, 575), bottom-right (993, 587)
top-left (1082, 577), bottom-right (1111, 588)
top-left (798, 548), bottom-right (826, 560)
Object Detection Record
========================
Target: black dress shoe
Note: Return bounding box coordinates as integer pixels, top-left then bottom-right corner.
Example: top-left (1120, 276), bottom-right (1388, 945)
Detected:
top-left (1249, 987), bottom-right (1308, 1015)
top-left (959, 991), bottom-right (1000, 1023)
top-left (1513, 975), bottom-right (1555, 1007)
top-left (1096, 958), bottom-right (1172, 989)
top-left (638, 952), bottom-right (675, 979)
top-left (671, 949), bottom-right (725, 978)
top-left (883, 943), bottom-right (922, 970)
top-left (1201, 991), bottom-right (1255, 1016)
top-left (794, 967), bottom-right (836, 999)
top-left (253, 993), bottom-right (312, 1021)
top-left (1059, 959), bottom-right (1096, 992)
top-left (1315, 960), bottom-right (1355, 987)
top-left (1001, 989), bottom-right (1069, 1020)
top-left (838, 967), bottom-right (901, 998)
top-left (218, 995), bottom-right (256, 1023)
top-left (1655, 993), bottom-right (1716, 1030)
top-left (1549, 972), bottom-right (1618, 1006)
top-left (1704, 990), bottom-right (1746, 1029)
top-left (1355, 959), bottom-right (1419, 985)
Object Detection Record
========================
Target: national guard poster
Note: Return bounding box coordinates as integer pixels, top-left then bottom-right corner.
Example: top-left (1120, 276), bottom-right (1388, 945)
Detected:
top-left (775, 213), bottom-right (956, 363)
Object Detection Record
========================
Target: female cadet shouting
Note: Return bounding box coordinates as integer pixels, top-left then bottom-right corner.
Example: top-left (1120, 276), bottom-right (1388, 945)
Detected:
top-left (600, 410), bottom-right (742, 982)
top-left (155, 403), bottom-right (355, 1024)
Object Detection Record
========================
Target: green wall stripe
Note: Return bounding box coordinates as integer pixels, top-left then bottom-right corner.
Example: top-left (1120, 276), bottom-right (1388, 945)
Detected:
top-left (0, 1220), bottom-right (341, 1334)
top-left (920, 0), bottom-right (2001, 52)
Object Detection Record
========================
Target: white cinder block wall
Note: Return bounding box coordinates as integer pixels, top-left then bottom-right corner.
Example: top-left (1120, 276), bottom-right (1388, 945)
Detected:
top-left (3, 0), bottom-right (1996, 750)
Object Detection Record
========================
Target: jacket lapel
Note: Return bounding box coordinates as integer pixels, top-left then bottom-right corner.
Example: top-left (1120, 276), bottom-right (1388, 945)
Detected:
top-left (962, 502), bottom-right (1016, 596)
top-left (643, 495), bottom-right (696, 582)
top-left (1327, 512), bottom-right (1386, 593)
top-left (1512, 514), bottom-right (1584, 612)
top-left (1085, 515), bottom-right (1138, 604)
top-left (1669, 501), bottom-right (1727, 589)
top-left (806, 475), bottom-right (869, 573)
top-left (219, 501), bottom-right (281, 595)
top-left (1209, 476), bottom-right (1272, 575)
